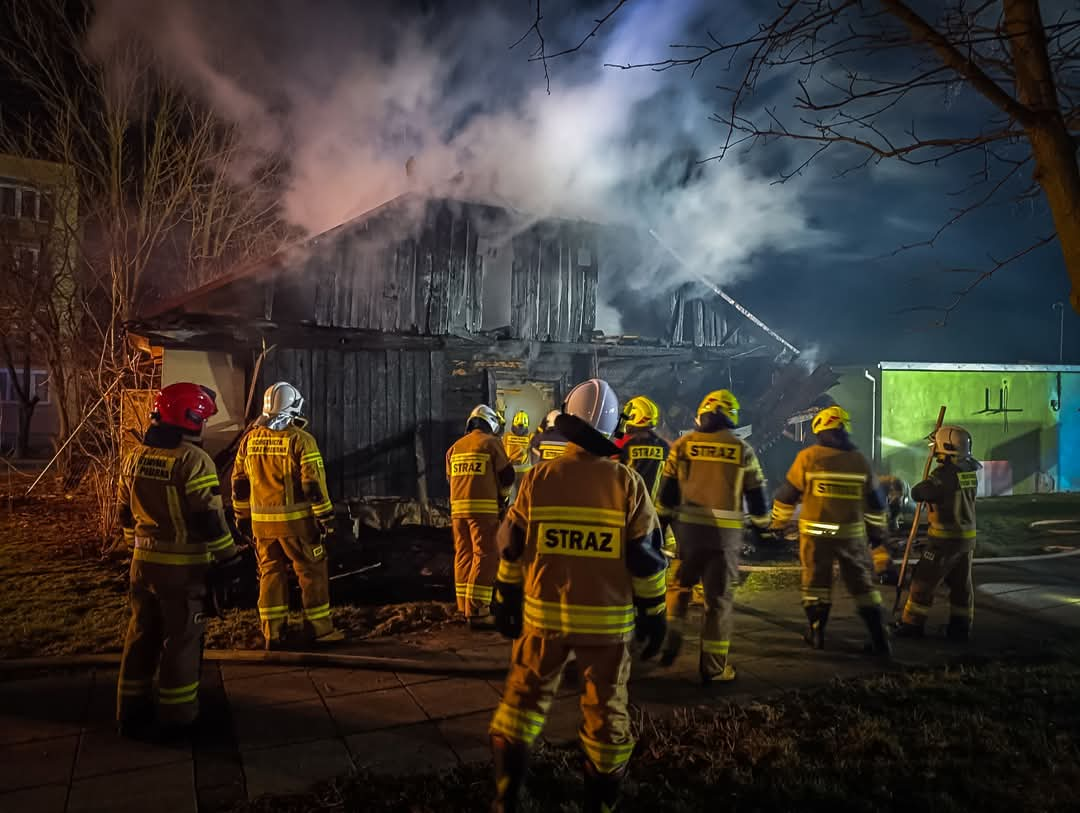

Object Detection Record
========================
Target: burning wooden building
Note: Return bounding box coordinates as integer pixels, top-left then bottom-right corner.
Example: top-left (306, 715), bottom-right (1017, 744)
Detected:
top-left (129, 193), bottom-right (809, 525)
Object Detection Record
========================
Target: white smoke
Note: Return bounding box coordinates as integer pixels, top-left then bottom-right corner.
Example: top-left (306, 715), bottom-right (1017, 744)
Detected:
top-left (85, 0), bottom-right (828, 309)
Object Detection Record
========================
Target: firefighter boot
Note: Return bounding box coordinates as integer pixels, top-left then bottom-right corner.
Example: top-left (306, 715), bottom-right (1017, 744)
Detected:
top-left (802, 604), bottom-right (829, 650)
top-left (659, 628), bottom-right (683, 667)
top-left (583, 759), bottom-right (626, 813)
top-left (858, 606), bottom-right (892, 657)
top-left (946, 617), bottom-right (971, 642)
top-left (491, 734), bottom-right (529, 813)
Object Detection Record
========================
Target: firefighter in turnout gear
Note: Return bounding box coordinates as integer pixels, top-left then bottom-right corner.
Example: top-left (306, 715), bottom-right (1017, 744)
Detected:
top-left (528, 409), bottom-right (569, 467)
top-left (117, 383), bottom-right (239, 737)
top-left (232, 382), bottom-right (343, 649)
top-left (895, 425), bottom-right (980, 641)
top-left (617, 396), bottom-right (668, 500)
top-left (771, 406), bottom-right (892, 655)
top-left (503, 410), bottom-right (533, 476)
top-left (488, 379), bottom-right (668, 813)
top-left (447, 404), bottom-right (515, 623)
top-left (657, 390), bottom-right (768, 684)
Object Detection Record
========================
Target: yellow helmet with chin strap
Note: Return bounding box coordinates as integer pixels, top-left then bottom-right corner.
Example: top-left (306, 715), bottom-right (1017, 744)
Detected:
top-left (696, 390), bottom-right (739, 427)
top-left (623, 395), bottom-right (660, 429)
top-left (511, 410), bottom-right (529, 431)
top-left (811, 405), bottom-right (851, 435)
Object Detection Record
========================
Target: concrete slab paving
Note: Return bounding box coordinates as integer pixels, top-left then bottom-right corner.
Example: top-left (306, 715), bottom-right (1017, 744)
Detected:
top-left (0, 782), bottom-right (68, 813)
top-left (407, 677), bottom-right (501, 720)
top-left (68, 762), bottom-right (196, 813)
top-left (437, 711), bottom-right (492, 764)
top-left (223, 669), bottom-right (320, 708)
top-left (347, 721), bottom-right (458, 776)
top-left (219, 663), bottom-right (306, 681)
top-left (243, 737), bottom-right (354, 800)
top-left (309, 666), bottom-right (402, 697)
top-left (232, 698), bottom-right (337, 751)
top-left (74, 726), bottom-right (190, 779)
top-left (0, 675), bottom-right (90, 746)
top-left (0, 734), bottom-right (79, 793)
top-left (323, 685), bottom-right (429, 735)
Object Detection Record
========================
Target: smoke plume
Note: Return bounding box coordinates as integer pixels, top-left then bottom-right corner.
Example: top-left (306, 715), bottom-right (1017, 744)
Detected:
top-left (86, 0), bottom-right (828, 330)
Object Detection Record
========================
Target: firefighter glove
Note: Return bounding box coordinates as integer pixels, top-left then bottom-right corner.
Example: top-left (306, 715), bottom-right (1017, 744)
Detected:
top-left (206, 551), bottom-right (247, 617)
top-left (491, 580), bottom-right (524, 640)
top-left (634, 599), bottom-right (667, 660)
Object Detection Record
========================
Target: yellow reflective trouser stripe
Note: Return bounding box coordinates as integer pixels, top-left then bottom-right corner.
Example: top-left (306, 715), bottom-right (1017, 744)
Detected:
top-left (132, 548), bottom-right (212, 566)
top-left (580, 733), bottom-right (634, 773)
top-left (497, 560), bottom-right (524, 584)
top-left (950, 604), bottom-right (973, 618)
top-left (119, 679), bottom-right (151, 696)
top-left (467, 584), bottom-right (494, 602)
top-left (772, 501), bottom-right (795, 522)
top-left (251, 506), bottom-right (314, 522)
top-left (701, 639), bottom-right (730, 655)
top-left (185, 474), bottom-right (220, 494)
top-left (455, 583), bottom-right (468, 596)
top-left (311, 500), bottom-right (333, 517)
top-left (802, 587), bottom-right (832, 604)
top-left (513, 462), bottom-right (532, 472)
top-left (799, 520), bottom-right (866, 537)
top-left (864, 511), bottom-right (887, 528)
top-left (905, 599), bottom-right (932, 616)
top-left (259, 605), bottom-right (289, 620)
top-left (451, 500), bottom-right (500, 516)
top-left (748, 514), bottom-right (769, 529)
top-left (159, 682), bottom-right (199, 704)
top-left (206, 533), bottom-right (234, 552)
top-left (304, 603), bottom-right (331, 621)
top-left (523, 598), bottom-right (634, 635)
top-left (233, 499), bottom-right (250, 509)
top-left (528, 506), bottom-right (626, 525)
top-left (631, 570), bottom-right (666, 600)
top-left (929, 526), bottom-right (977, 539)
top-left (854, 590), bottom-right (883, 608)
top-left (490, 703), bottom-right (547, 745)
top-left (675, 509), bottom-right (744, 529)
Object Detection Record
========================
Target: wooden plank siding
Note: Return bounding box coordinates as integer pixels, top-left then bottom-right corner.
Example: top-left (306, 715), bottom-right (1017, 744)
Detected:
top-left (509, 223), bottom-right (599, 342)
top-left (258, 347), bottom-right (485, 503)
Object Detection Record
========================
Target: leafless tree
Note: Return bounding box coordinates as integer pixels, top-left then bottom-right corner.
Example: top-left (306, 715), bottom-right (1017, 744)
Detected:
top-left (0, 0), bottom-right (286, 540)
top-left (524, 1), bottom-right (1080, 321)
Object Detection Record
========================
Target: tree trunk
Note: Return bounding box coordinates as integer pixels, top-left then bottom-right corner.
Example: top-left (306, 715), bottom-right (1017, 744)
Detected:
top-left (1004, 0), bottom-right (1080, 314)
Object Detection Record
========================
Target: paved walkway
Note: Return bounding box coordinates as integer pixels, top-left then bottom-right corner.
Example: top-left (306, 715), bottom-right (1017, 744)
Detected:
top-left (3, 555), bottom-right (1079, 812)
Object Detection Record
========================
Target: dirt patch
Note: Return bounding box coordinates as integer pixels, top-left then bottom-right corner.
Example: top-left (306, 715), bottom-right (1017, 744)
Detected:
top-left (236, 657), bottom-right (1080, 812)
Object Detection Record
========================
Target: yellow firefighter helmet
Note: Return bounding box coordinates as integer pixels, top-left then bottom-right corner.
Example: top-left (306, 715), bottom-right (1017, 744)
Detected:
top-left (696, 389), bottom-right (739, 427)
top-left (511, 410), bottom-right (529, 431)
top-left (811, 405), bottom-right (851, 435)
top-left (623, 395), bottom-right (660, 429)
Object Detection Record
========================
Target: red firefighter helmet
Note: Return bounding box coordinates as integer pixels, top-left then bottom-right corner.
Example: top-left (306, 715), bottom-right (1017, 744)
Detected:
top-left (153, 383), bottom-right (218, 433)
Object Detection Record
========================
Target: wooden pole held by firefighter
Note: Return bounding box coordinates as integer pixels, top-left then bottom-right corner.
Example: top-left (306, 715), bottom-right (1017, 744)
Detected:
top-left (892, 405), bottom-right (947, 614)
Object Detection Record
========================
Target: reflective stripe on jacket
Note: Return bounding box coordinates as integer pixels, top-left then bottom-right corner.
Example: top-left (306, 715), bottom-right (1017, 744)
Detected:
top-left (232, 424), bottom-right (333, 538)
top-left (914, 460), bottom-right (978, 546)
top-left (619, 430), bottom-right (670, 502)
top-left (446, 429), bottom-right (511, 518)
top-left (775, 444), bottom-right (881, 539)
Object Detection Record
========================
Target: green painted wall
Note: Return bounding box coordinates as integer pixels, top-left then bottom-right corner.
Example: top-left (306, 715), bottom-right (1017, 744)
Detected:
top-left (880, 370), bottom-right (1063, 494)
top-left (827, 368), bottom-right (876, 461)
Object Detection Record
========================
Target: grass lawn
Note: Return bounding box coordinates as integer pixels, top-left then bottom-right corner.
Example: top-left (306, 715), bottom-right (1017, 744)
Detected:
top-left (238, 657), bottom-right (1080, 813)
top-left (0, 486), bottom-right (458, 659)
top-left (972, 493), bottom-right (1080, 557)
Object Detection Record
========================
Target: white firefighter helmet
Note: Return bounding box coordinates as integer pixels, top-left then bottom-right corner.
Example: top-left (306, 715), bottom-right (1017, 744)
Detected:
top-left (262, 381), bottom-right (304, 430)
top-left (930, 424), bottom-right (974, 461)
top-left (467, 404), bottom-right (501, 434)
top-left (543, 409), bottom-right (562, 430)
top-left (564, 378), bottom-right (620, 438)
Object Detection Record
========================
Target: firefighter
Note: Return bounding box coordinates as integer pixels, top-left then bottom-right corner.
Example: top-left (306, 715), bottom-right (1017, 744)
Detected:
top-left (770, 406), bottom-right (891, 654)
top-left (895, 425), bottom-right (979, 641)
top-left (446, 404), bottom-right (515, 625)
top-left (488, 378), bottom-right (668, 813)
top-left (232, 382), bottom-right (343, 649)
top-left (117, 383), bottom-right (240, 737)
top-left (657, 389), bottom-right (769, 684)
top-left (617, 396), bottom-right (668, 500)
top-left (528, 409), bottom-right (569, 466)
top-left (503, 410), bottom-right (533, 477)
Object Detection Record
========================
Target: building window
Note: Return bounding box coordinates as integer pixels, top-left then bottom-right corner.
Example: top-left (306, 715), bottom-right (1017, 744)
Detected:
top-left (20, 188), bottom-right (37, 220)
top-left (0, 186), bottom-right (14, 218)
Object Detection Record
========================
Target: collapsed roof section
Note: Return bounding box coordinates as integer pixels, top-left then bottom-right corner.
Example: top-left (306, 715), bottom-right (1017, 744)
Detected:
top-left (139, 193), bottom-right (797, 361)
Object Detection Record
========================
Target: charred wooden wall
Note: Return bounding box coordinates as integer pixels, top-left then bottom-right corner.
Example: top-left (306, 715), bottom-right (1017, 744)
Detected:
top-left (510, 224), bottom-right (598, 342)
top-left (258, 347), bottom-right (487, 502)
top-left (668, 284), bottom-right (757, 349)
